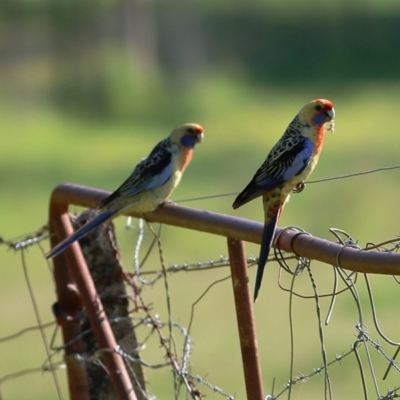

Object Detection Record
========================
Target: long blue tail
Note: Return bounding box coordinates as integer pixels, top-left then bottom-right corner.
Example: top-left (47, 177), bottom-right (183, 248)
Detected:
top-left (254, 212), bottom-right (278, 302)
top-left (46, 209), bottom-right (118, 259)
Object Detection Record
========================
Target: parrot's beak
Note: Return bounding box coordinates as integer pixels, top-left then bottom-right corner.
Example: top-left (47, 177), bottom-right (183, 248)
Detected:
top-left (326, 108), bottom-right (335, 120)
top-left (196, 132), bottom-right (204, 143)
top-left (326, 108), bottom-right (335, 133)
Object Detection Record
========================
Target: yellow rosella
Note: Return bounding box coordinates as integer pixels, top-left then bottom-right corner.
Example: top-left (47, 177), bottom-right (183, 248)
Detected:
top-left (46, 123), bottom-right (204, 259)
top-left (233, 99), bottom-right (335, 301)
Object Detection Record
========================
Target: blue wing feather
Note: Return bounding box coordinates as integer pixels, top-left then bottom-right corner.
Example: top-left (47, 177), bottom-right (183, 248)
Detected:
top-left (100, 142), bottom-right (172, 209)
top-left (122, 161), bottom-right (172, 195)
top-left (281, 138), bottom-right (313, 180)
top-left (233, 137), bottom-right (314, 209)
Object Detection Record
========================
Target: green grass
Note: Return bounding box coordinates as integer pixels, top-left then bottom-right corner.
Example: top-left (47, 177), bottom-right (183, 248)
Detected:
top-left (1, 77), bottom-right (400, 399)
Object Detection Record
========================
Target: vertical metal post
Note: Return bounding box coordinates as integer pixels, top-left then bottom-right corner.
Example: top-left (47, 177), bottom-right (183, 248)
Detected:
top-left (50, 217), bottom-right (91, 400)
top-left (49, 190), bottom-right (137, 400)
top-left (56, 213), bottom-right (137, 400)
top-left (227, 238), bottom-right (264, 400)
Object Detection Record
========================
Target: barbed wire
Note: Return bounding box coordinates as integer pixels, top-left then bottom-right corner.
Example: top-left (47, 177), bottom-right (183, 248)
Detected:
top-left (0, 225), bottom-right (49, 250)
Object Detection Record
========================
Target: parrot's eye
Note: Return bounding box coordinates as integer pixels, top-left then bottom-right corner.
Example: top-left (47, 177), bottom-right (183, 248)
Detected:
top-left (187, 127), bottom-right (194, 134)
top-left (315, 105), bottom-right (323, 111)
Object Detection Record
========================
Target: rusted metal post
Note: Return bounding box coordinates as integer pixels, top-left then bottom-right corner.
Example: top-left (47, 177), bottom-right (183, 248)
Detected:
top-left (49, 189), bottom-right (137, 400)
top-left (55, 214), bottom-right (137, 400)
top-left (227, 238), bottom-right (264, 400)
top-left (50, 210), bottom-right (91, 400)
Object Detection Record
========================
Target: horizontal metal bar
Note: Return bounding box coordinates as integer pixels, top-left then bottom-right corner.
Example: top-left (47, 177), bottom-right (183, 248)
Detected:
top-left (49, 183), bottom-right (400, 276)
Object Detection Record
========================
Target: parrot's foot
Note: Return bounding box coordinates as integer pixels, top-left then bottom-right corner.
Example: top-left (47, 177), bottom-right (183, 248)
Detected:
top-left (293, 182), bottom-right (306, 193)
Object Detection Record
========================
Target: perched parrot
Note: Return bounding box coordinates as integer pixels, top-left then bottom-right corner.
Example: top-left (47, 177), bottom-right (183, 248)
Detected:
top-left (232, 99), bottom-right (335, 301)
top-left (46, 123), bottom-right (204, 259)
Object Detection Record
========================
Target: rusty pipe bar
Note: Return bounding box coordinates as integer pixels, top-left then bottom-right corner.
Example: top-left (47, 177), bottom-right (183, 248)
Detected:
top-left (227, 238), bottom-right (264, 400)
top-left (49, 183), bottom-right (400, 276)
top-left (49, 193), bottom-right (137, 400)
top-left (50, 219), bottom-right (91, 400)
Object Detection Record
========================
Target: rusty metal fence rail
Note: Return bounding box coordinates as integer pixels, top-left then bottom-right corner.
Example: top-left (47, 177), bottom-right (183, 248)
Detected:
top-left (48, 183), bottom-right (400, 400)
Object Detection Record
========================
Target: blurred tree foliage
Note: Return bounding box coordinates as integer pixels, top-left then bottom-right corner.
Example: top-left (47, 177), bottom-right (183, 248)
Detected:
top-left (1, 0), bottom-right (399, 121)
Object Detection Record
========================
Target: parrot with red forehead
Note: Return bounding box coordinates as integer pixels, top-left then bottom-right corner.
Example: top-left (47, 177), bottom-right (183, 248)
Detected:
top-left (233, 99), bottom-right (335, 301)
top-left (46, 123), bottom-right (204, 259)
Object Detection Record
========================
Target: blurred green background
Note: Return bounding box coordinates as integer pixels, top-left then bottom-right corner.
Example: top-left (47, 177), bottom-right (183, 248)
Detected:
top-left (1, 0), bottom-right (400, 399)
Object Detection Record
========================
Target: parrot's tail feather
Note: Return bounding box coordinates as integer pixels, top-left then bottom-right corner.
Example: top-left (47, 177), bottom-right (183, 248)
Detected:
top-left (254, 212), bottom-right (279, 302)
top-left (46, 209), bottom-right (118, 259)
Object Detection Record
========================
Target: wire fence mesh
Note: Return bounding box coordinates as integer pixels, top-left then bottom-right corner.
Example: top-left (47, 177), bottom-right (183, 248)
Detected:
top-left (1, 196), bottom-right (400, 399)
